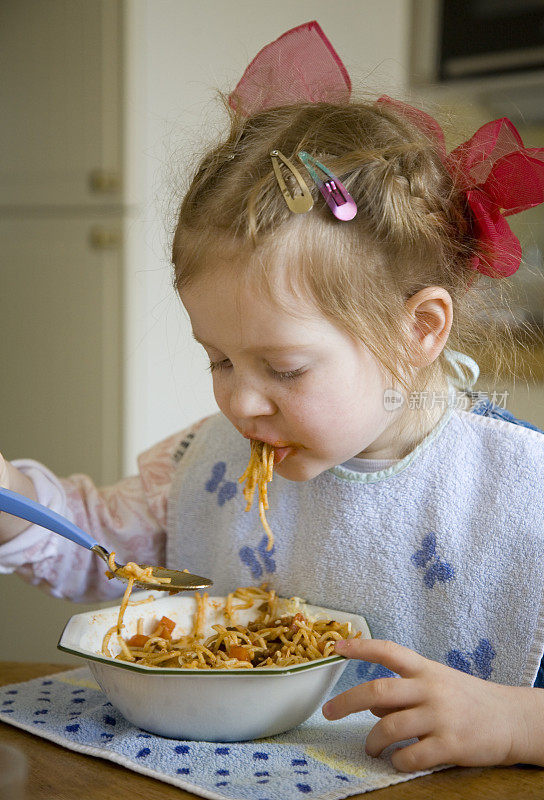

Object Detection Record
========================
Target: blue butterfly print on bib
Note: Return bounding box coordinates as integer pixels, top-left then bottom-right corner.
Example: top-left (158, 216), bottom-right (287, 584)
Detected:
top-left (239, 535), bottom-right (276, 580)
top-left (205, 462), bottom-right (237, 506)
top-left (355, 660), bottom-right (395, 682)
top-left (446, 638), bottom-right (495, 680)
top-left (411, 532), bottom-right (455, 589)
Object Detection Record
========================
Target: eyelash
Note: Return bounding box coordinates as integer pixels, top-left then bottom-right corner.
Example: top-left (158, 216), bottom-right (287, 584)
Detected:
top-left (207, 360), bottom-right (305, 381)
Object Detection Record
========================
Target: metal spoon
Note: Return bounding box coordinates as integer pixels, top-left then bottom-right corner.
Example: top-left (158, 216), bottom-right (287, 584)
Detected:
top-left (0, 487), bottom-right (212, 591)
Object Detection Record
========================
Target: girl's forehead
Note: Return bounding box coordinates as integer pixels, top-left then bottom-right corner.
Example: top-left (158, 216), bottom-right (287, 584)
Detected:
top-left (182, 269), bottom-right (335, 349)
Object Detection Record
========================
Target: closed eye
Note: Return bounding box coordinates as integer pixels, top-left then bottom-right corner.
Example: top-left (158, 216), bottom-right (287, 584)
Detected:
top-left (207, 360), bottom-right (306, 381)
top-left (207, 359), bottom-right (231, 373)
top-left (268, 366), bottom-right (306, 381)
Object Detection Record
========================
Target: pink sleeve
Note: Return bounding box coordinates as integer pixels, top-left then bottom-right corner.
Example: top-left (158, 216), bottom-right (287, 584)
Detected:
top-left (0, 424), bottom-right (201, 602)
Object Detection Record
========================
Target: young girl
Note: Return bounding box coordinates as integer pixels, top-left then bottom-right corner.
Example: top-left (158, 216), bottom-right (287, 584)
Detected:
top-left (2, 22), bottom-right (544, 774)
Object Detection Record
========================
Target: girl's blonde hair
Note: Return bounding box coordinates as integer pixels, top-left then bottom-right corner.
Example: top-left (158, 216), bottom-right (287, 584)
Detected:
top-left (172, 97), bottom-right (510, 393)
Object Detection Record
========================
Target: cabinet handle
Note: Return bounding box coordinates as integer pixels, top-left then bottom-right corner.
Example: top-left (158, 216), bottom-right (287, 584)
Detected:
top-left (89, 227), bottom-right (121, 250)
top-left (88, 169), bottom-right (121, 194)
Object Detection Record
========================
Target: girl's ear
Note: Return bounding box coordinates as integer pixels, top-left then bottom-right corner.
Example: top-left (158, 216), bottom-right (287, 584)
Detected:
top-left (404, 287), bottom-right (453, 367)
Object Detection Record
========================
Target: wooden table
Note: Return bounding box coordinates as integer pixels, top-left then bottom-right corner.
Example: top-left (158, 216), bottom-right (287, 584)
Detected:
top-left (1, 663), bottom-right (544, 800)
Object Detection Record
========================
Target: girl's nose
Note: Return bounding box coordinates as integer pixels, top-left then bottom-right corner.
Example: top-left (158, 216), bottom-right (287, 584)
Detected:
top-left (228, 377), bottom-right (276, 420)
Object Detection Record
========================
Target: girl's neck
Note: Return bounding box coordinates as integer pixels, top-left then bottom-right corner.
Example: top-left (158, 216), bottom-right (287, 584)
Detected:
top-left (356, 376), bottom-right (450, 461)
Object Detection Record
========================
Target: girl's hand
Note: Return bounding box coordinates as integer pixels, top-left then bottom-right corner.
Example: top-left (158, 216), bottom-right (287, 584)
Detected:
top-left (0, 457), bottom-right (39, 543)
top-left (322, 638), bottom-right (533, 772)
top-left (0, 451), bottom-right (9, 489)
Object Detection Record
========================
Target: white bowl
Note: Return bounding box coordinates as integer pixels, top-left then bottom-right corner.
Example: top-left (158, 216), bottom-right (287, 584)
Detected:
top-left (58, 590), bottom-right (371, 741)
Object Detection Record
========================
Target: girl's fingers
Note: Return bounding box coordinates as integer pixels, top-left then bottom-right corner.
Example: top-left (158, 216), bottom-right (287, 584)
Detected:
top-left (335, 638), bottom-right (425, 678)
top-left (364, 708), bottom-right (433, 758)
top-left (390, 736), bottom-right (448, 773)
top-left (368, 706), bottom-right (404, 718)
top-left (323, 677), bottom-right (422, 720)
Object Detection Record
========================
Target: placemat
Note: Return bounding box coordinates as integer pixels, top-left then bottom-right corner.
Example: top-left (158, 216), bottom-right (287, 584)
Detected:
top-left (0, 664), bottom-right (445, 799)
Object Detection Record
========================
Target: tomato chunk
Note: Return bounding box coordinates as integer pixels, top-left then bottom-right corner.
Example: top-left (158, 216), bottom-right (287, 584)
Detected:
top-left (159, 616), bottom-right (176, 637)
top-left (229, 645), bottom-right (251, 662)
top-left (126, 634), bottom-right (150, 647)
top-left (289, 611), bottom-right (306, 632)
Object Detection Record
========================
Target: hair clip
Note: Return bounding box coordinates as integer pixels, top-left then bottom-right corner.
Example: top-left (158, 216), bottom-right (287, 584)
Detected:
top-left (298, 151), bottom-right (357, 221)
top-left (270, 150), bottom-right (314, 214)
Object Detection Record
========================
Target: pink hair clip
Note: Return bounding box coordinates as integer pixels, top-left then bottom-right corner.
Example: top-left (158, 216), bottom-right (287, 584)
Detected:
top-left (298, 151), bottom-right (357, 221)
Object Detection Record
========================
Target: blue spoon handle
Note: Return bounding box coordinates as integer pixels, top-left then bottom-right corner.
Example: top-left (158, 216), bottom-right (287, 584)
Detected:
top-left (0, 486), bottom-right (99, 551)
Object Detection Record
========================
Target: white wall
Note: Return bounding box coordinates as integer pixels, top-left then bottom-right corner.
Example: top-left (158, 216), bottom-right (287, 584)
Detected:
top-left (122, 0), bottom-right (411, 473)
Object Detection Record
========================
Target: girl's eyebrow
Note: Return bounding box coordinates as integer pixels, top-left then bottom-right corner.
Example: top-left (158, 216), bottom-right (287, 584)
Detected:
top-left (248, 344), bottom-right (313, 354)
top-left (191, 332), bottom-right (312, 354)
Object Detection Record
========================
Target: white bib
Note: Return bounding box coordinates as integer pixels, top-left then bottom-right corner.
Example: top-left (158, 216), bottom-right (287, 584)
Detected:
top-left (166, 403), bottom-right (544, 689)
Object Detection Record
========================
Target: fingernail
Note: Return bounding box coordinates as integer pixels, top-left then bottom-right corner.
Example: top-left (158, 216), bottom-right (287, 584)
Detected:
top-left (322, 702), bottom-right (333, 718)
top-left (335, 639), bottom-right (348, 652)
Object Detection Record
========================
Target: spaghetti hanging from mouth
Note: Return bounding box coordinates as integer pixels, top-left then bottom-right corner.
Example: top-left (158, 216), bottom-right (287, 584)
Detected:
top-left (238, 440), bottom-right (275, 551)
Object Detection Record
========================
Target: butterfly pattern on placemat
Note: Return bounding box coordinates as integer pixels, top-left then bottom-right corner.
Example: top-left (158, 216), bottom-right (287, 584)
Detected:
top-left (411, 532), bottom-right (455, 589)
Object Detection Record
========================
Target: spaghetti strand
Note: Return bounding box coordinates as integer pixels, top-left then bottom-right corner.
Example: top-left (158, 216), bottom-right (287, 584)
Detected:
top-left (239, 440), bottom-right (275, 550)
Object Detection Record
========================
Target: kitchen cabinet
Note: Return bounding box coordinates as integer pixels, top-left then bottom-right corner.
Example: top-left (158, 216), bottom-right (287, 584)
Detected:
top-left (1, 0), bottom-right (123, 481)
top-left (1, 214), bottom-right (122, 481)
top-left (1, 0), bottom-right (124, 661)
top-left (0, 0), bottom-right (122, 208)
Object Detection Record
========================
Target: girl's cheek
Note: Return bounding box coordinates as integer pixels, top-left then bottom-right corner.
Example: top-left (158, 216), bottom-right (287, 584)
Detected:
top-left (286, 388), bottom-right (332, 433)
top-left (212, 378), bottom-right (230, 415)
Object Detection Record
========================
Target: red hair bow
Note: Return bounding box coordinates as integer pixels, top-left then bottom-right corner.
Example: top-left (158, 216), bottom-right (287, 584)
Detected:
top-left (379, 96), bottom-right (544, 278)
top-left (228, 21), bottom-right (350, 117)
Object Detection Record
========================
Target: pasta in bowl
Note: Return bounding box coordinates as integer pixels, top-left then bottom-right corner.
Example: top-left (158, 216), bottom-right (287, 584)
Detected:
top-left (58, 585), bottom-right (371, 741)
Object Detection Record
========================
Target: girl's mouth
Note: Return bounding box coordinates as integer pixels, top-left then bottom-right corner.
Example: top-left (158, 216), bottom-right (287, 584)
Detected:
top-left (240, 431), bottom-right (301, 465)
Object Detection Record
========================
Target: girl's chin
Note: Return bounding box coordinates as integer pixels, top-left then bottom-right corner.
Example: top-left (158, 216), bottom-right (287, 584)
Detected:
top-left (273, 446), bottom-right (294, 465)
top-left (274, 450), bottom-right (327, 482)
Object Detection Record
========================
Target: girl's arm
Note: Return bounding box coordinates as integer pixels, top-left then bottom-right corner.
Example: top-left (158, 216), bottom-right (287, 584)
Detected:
top-left (0, 428), bottom-right (193, 602)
